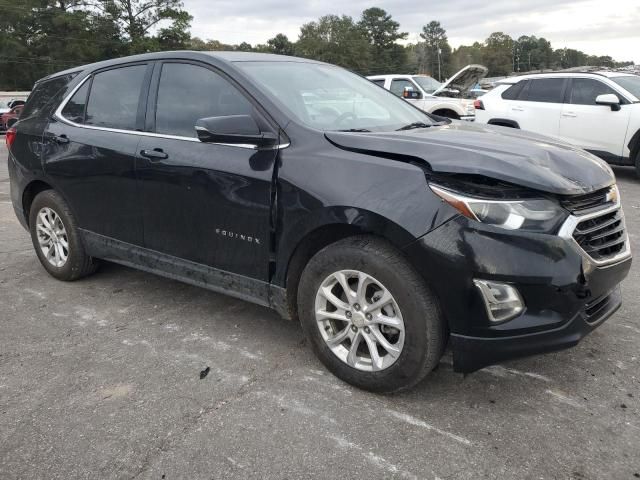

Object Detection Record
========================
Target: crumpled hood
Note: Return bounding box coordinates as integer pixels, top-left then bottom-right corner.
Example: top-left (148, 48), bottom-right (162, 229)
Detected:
top-left (325, 122), bottom-right (615, 195)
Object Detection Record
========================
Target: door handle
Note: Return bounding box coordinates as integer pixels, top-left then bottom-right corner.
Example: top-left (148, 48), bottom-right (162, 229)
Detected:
top-left (511, 106), bottom-right (525, 112)
top-left (561, 112), bottom-right (577, 118)
top-left (140, 148), bottom-right (168, 160)
top-left (54, 134), bottom-right (69, 144)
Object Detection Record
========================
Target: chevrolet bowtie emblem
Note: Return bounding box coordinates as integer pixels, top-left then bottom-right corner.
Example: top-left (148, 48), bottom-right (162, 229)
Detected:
top-left (605, 186), bottom-right (618, 205)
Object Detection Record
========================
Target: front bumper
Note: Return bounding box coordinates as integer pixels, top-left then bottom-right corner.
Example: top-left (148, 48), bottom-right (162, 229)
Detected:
top-left (403, 214), bottom-right (632, 373)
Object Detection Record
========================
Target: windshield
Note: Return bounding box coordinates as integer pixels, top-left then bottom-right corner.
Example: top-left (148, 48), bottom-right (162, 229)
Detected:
top-left (413, 76), bottom-right (442, 94)
top-left (611, 76), bottom-right (640, 101)
top-left (235, 61), bottom-right (435, 132)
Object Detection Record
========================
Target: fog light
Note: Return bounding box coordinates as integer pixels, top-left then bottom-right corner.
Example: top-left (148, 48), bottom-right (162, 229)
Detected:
top-left (474, 280), bottom-right (524, 323)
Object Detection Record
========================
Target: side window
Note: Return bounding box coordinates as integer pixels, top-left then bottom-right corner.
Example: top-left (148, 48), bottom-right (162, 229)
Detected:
top-left (390, 79), bottom-right (416, 97)
top-left (85, 65), bottom-right (147, 130)
top-left (61, 80), bottom-right (90, 124)
top-left (525, 78), bottom-right (565, 103)
top-left (371, 79), bottom-right (386, 87)
top-left (21, 74), bottom-right (76, 119)
top-left (154, 63), bottom-right (253, 138)
top-left (501, 81), bottom-right (525, 100)
top-left (570, 79), bottom-right (621, 105)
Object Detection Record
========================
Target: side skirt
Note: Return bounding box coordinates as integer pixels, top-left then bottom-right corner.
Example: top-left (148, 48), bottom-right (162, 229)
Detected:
top-left (80, 230), bottom-right (291, 319)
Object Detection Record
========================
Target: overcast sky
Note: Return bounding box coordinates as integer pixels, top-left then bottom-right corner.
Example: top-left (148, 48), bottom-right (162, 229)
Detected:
top-left (184, 0), bottom-right (640, 63)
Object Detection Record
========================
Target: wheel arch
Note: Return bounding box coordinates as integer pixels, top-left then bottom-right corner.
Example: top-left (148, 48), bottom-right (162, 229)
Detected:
top-left (431, 108), bottom-right (460, 120)
top-left (274, 208), bottom-right (416, 321)
top-left (22, 180), bottom-right (54, 226)
top-left (488, 118), bottom-right (520, 129)
top-left (628, 128), bottom-right (640, 161)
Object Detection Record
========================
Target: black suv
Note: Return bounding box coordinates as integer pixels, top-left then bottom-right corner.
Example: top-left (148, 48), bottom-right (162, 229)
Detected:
top-left (7, 52), bottom-right (632, 392)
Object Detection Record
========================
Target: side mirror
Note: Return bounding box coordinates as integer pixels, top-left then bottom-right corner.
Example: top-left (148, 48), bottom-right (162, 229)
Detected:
top-left (402, 86), bottom-right (422, 100)
top-left (595, 93), bottom-right (621, 111)
top-left (195, 115), bottom-right (277, 148)
top-left (6, 117), bottom-right (18, 128)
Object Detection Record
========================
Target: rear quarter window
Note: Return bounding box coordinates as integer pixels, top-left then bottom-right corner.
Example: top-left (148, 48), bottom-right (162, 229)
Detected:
top-left (500, 81), bottom-right (525, 100)
top-left (21, 73), bottom-right (77, 119)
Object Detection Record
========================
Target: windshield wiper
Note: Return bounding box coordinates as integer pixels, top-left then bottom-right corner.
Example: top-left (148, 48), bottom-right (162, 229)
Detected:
top-left (336, 128), bottom-right (371, 132)
top-left (396, 122), bottom-right (432, 131)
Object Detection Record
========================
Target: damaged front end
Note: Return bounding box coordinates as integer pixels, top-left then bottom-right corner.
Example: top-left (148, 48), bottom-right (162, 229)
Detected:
top-left (403, 174), bottom-right (632, 373)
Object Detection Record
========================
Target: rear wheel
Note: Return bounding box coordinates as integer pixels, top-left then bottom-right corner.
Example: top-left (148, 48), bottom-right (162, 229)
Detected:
top-left (29, 190), bottom-right (97, 281)
top-left (298, 236), bottom-right (445, 393)
top-left (635, 150), bottom-right (640, 179)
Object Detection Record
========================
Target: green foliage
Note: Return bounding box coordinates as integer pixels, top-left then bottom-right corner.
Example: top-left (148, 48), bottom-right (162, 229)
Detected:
top-left (419, 21), bottom-right (451, 80)
top-left (266, 33), bottom-right (295, 56)
top-left (295, 15), bottom-right (370, 73)
top-left (0, 4), bottom-right (634, 90)
top-left (358, 7), bottom-right (407, 74)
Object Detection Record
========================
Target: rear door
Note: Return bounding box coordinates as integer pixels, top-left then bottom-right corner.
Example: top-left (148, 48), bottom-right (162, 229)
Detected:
top-left (137, 60), bottom-right (278, 280)
top-left (510, 78), bottom-right (566, 136)
top-left (45, 62), bottom-right (152, 246)
top-left (558, 78), bottom-right (631, 158)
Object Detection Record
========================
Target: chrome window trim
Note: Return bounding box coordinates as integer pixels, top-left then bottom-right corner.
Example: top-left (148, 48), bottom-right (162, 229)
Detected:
top-left (558, 191), bottom-right (631, 268)
top-left (53, 74), bottom-right (289, 151)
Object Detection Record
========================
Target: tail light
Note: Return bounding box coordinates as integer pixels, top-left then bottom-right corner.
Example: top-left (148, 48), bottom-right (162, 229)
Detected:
top-left (5, 126), bottom-right (17, 151)
top-left (473, 99), bottom-right (485, 110)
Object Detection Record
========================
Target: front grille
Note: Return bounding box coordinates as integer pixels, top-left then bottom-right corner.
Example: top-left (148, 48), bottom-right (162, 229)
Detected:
top-left (572, 209), bottom-right (626, 262)
top-left (561, 188), bottom-right (612, 214)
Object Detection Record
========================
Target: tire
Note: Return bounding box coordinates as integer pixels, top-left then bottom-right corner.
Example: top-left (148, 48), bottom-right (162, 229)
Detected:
top-left (29, 190), bottom-right (98, 281)
top-left (635, 150), bottom-right (640, 179)
top-left (297, 236), bottom-right (445, 393)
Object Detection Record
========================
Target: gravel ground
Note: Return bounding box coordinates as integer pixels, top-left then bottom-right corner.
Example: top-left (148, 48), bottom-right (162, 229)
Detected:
top-left (0, 142), bottom-right (639, 480)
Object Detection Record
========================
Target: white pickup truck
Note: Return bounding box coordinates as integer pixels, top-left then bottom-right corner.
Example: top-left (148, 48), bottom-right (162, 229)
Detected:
top-left (368, 65), bottom-right (488, 120)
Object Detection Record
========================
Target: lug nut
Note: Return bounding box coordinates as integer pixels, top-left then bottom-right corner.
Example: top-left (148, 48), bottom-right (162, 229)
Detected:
top-left (364, 327), bottom-right (370, 333)
top-left (351, 325), bottom-right (357, 332)
top-left (353, 303), bottom-right (361, 311)
top-left (365, 313), bottom-right (372, 320)
top-left (345, 311), bottom-right (352, 319)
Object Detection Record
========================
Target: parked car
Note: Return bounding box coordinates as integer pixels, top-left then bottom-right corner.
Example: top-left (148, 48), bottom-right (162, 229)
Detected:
top-left (368, 64), bottom-right (488, 120)
top-left (0, 104), bottom-right (23, 131)
top-left (475, 72), bottom-right (640, 176)
top-left (7, 52), bottom-right (631, 392)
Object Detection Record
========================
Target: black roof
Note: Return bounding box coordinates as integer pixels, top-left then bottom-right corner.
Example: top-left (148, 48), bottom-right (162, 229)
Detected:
top-left (39, 51), bottom-right (323, 83)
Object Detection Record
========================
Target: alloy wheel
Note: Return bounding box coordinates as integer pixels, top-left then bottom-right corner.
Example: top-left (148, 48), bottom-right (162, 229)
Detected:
top-left (36, 207), bottom-right (69, 268)
top-left (314, 270), bottom-right (405, 372)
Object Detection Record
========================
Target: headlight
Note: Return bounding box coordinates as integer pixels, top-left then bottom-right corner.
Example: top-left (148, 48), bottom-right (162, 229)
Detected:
top-left (430, 184), bottom-right (567, 233)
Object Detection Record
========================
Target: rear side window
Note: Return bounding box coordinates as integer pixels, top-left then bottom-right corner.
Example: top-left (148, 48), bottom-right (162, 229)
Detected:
top-left (61, 80), bottom-right (90, 124)
top-left (85, 65), bottom-right (147, 130)
top-left (154, 63), bottom-right (253, 138)
top-left (525, 78), bottom-right (565, 103)
top-left (371, 79), bottom-right (386, 87)
top-left (501, 81), bottom-right (525, 100)
top-left (569, 78), bottom-right (621, 105)
top-left (390, 79), bottom-right (415, 97)
top-left (21, 74), bottom-right (76, 119)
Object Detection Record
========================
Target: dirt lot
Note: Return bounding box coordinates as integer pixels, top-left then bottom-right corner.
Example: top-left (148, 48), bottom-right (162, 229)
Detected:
top-left (1, 142), bottom-right (639, 480)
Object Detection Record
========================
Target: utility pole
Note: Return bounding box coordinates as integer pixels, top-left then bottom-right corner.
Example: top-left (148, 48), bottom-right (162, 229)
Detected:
top-left (437, 47), bottom-right (442, 81)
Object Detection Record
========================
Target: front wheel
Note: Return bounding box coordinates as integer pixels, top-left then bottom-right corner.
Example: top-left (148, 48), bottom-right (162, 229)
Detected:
top-left (297, 236), bottom-right (445, 393)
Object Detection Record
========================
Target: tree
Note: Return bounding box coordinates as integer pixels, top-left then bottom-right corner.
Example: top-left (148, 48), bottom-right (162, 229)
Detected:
top-left (266, 33), bottom-right (295, 56)
top-left (296, 15), bottom-right (371, 73)
top-left (358, 8), bottom-right (407, 74)
top-left (483, 32), bottom-right (514, 76)
top-left (92, 0), bottom-right (192, 53)
top-left (419, 21), bottom-right (451, 80)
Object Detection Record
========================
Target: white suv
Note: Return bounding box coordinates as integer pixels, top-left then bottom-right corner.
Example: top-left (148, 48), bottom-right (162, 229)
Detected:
top-left (368, 65), bottom-right (488, 120)
top-left (475, 72), bottom-right (640, 176)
